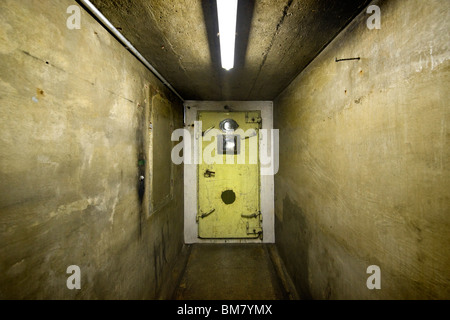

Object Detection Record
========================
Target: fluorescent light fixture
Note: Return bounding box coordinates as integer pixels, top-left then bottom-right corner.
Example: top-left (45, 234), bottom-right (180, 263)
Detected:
top-left (217, 0), bottom-right (238, 71)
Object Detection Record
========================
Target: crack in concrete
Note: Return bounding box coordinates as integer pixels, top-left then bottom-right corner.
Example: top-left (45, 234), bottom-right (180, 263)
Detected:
top-left (20, 50), bottom-right (135, 104)
top-left (247, 0), bottom-right (294, 99)
top-left (146, 4), bottom-right (187, 74)
top-left (144, 3), bottom-right (205, 99)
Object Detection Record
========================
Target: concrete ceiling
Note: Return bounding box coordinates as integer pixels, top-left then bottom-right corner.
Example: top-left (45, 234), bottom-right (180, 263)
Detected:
top-left (88, 0), bottom-right (371, 101)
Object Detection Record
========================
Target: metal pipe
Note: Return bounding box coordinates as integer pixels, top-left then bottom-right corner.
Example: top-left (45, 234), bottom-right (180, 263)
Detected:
top-left (78, 0), bottom-right (185, 102)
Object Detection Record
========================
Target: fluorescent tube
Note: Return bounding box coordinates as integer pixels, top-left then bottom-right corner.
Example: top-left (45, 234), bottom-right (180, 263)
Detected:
top-left (216, 0), bottom-right (238, 70)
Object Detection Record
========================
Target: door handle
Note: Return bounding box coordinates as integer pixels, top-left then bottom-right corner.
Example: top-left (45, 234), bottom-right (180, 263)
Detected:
top-left (241, 211), bottom-right (261, 219)
top-left (202, 126), bottom-right (215, 137)
top-left (197, 209), bottom-right (216, 222)
top-left (241, 131), bottom-right (257, 140)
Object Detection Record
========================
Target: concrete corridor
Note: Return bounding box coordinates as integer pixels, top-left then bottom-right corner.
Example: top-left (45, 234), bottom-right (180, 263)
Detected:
top-left (1, 0), bottom-right (449, 301)
top-left (172, 244), bottom-right (292, 300)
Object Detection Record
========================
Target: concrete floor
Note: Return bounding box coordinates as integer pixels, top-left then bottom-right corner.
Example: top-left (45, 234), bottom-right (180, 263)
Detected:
top-left (172, 244), bottom-right (291, 300)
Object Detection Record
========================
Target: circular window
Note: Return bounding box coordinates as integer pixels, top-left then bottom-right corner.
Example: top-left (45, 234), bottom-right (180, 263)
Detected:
top-left (219, 119), bottom-right (239, 132)
top-left (221, 190), bottom-right (236, 205)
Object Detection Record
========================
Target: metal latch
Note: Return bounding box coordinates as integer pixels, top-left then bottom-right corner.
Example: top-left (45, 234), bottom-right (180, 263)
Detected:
top-left (241, 131), bottom-right (257, 140)
top-left (196, 209), bottom-right (215, 222)
top-left (204, 169), bottom-right (216, 178)
top-left (246, 223), bottom-right (263, 237)
top-left (241, 211), bottom-right (261, 219)
top-left (242, 211), bottom-right (263, 238)
top-left (202, 126), bottom-right (215, 137)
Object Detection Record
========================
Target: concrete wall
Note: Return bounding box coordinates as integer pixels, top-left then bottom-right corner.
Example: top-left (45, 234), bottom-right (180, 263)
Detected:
top-left (274, 0), bottom-right (449, 299)
top-left (0, 0), bottom-right (184, 299)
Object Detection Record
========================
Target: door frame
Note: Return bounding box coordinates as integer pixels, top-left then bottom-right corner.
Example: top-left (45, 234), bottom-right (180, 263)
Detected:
top-left (183, 101), bottom-right (275, 244)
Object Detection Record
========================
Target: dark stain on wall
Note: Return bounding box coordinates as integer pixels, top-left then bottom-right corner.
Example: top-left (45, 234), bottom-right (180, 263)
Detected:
top-left (275, 196), bottom-right (312, 299)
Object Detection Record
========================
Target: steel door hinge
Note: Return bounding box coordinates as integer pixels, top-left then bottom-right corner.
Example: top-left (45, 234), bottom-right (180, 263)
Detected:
top-left (246, 223), bottom-right (263, 237)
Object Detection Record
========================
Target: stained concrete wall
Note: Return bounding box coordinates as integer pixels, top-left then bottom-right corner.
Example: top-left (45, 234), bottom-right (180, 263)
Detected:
top-left (274, 0), bottom-right (449, 299)
top-left (0, 0), bottom-right (183, 299)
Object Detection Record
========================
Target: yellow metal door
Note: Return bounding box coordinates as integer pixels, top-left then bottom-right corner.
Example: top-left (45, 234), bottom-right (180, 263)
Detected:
top-left (198, 111), bottom-right (262, 239)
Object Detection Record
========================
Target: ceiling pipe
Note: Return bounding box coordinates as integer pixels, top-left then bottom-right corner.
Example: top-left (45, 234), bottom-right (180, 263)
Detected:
top-left (78, 0), bottom-right (185, 102)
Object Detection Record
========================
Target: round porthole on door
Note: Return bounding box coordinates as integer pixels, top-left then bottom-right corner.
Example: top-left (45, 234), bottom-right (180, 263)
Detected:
top-left (221, 190), bottom-right (236, 205)
top-left (219, 119), bottom-right (239, 133)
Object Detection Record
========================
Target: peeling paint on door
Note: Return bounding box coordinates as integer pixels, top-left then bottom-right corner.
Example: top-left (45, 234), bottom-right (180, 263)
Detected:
top-left (197, 111), bottom-right (262, 239)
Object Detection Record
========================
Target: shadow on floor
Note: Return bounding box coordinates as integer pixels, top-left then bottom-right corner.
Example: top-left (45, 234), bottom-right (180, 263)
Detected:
top-left (171, 243), bottom-right (298, 300)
